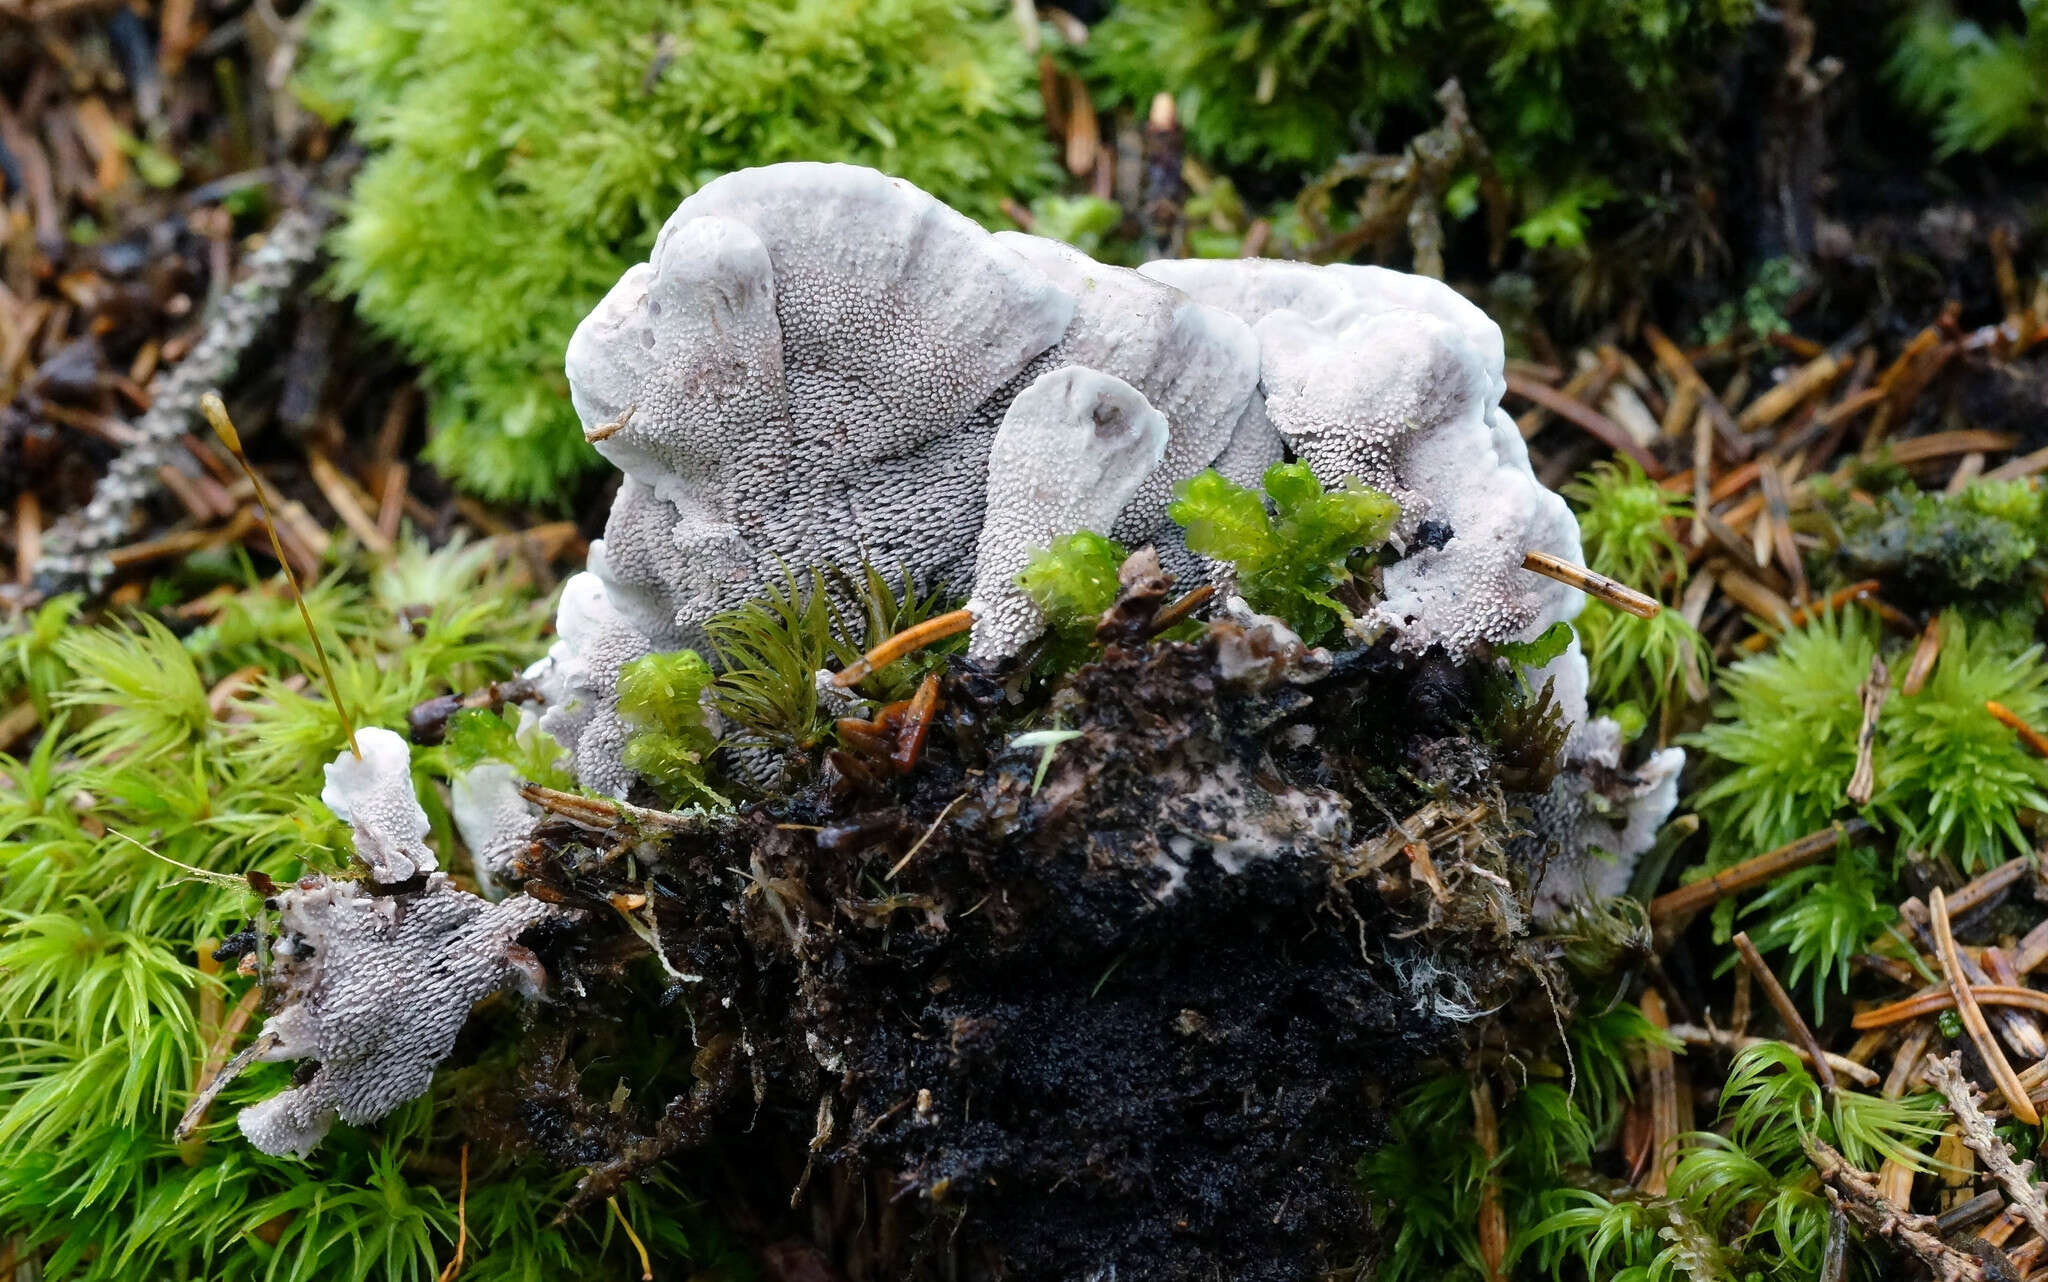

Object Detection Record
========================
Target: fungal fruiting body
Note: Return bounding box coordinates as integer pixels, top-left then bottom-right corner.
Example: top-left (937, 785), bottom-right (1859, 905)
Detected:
top-left (319, 726), bottom-right (436, 883)
top-left (240, 162), bottom-right (1687, 1164)
top-left (544, 162), bottom-right (1681, 892)
top-left (235, 738), bottom-right (565, 1157)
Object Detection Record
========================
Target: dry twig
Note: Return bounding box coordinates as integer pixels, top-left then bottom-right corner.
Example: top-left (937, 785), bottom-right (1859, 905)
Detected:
top-left (1924, 1051), bottom-right (2048, 1243)
top-left (1734, 930), bottom-right (1838, 1105)
top-left (1806, 1137), bottom-right (1983, 1282)
top-left (1649, 820), bottom-right (1867, 931)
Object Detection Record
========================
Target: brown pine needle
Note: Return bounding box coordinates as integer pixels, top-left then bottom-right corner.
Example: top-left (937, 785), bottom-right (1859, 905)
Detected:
top-left (1847, 655), bottom-right (1890, 806)
top-left (199, 392), bottom-right (360, 760)
top-left (607, 1195), bottom-right (653, 1281)
top-left (1649, 820), bottom-right (1867, 930)
top-left (1902, 616), bottom-right (1942, 696)
top-left (832, 607), bottom-right (976, 687)
top-left (1931, 887), bottom-right (2039, 1125)
top-left (437, 1143), bottom-right (469, 1282)
top-left (1852, 985), bottom-right (2048, 1029)
top-left (1734, 930), bottom-right (1838, 1105)
top-left (1146, 583), bottom-right (1216, 637)
top-left (1641, 989), bottom-right (1681, 1192)
top-left (1988, 701), bottom-right (2048, 760)
top-left (1520, 549), bottom-right (1660, 619)
top-left (1737, 580), bottom-right (1883, 653)
top-left (1471, 1076), bottom-right (1507, 1281)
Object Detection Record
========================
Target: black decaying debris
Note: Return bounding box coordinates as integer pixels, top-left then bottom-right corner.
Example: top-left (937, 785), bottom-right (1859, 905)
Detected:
top-left (496, 625), bottom-right (1565, 1281)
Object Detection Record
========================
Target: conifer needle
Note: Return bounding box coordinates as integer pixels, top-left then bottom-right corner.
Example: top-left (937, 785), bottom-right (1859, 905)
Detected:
top-left (1520, 548), bottom-right (1661, 619)
top-left (832, 607), bottom-right (976, 687)
top-left (200, 392), bottom-right (360, 759)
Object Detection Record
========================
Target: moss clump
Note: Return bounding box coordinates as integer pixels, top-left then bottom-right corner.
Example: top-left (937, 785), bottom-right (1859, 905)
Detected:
top-left (1169, 462), bottom-right (1398, 645)
top-left (1016, 530), bottom-right (1127, 629)
top-left (1890, 1), bottom-right (2048, 157)
top-left (1687, 609), bottom-right (2048, 876)
top-left (1563, 459), bottom-right (1710, 713)
top-left (1830, 478), bottom-right (2048, 610)
top-left (1085, 0), bottom-right (1750, 243)
top-left (303, 0), bottom-right (1056, 503)
top-left (616, 650), bottom-right (727, 808)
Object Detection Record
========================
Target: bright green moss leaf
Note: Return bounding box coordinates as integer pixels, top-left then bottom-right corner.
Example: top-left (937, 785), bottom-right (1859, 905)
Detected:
top-left (617, 649), bottom-right (727, 808)
top-left (1170, 463), bottom-right (1397, 644)
top-left (1017, 531), bottom-right (1129, 632)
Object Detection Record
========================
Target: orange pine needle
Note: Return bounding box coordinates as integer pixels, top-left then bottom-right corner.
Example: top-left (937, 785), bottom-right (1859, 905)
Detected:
top-left (1988, 700), bottom-right (2048, 760)
top-left (833, 607), bottom-right (976, 687)
top-left (436, 1143), bottom-right (469, 1282)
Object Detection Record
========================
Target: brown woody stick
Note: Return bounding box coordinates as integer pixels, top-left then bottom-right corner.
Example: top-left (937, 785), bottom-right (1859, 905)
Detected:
top-left (1649, 820), bottom-right (1867, 929)
top-left (1735, 930), bottom-right (1838, 1105)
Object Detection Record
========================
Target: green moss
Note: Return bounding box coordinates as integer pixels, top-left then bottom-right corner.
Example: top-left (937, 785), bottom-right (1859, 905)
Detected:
top-left (1687, 609), bottom-right (1881, 867)
top-left (1169, 462), bottom-right (1398, 645)
top-left (442, 705), bottom-right (573, 791)
top-left (1687, 609), bottom-right (2048, 876)
top-left (1085, 0), bottom-right (1751, 231)
top-left (1017, 530), bottom-right (1127, 635)
top-left (0, 541), bottom-right (748, 1280)
top-left (1883, 612), bottom-right (2048, 870)
top-left (1576, 600), bottom-right (1711, 713)
top-left (1737, 843), bottom-right (1899, 1017)
top-left (304, 0), bottom-right (1057, 502)
top-left (1890, 1), bottom-right (2048, 157)
top-left (616, 649), bottom-right (728, 808)
top-left (1832, 478), bottom-right (2048, 609)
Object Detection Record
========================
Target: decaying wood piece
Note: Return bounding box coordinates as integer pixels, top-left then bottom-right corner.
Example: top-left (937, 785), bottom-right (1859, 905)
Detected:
top-left (36, 208), bottom-right (327, 591)
top-left (1925, 1051), bottom-right (2048, 1244)
top-left (1806, 1137), bottom-right (1984, 1282)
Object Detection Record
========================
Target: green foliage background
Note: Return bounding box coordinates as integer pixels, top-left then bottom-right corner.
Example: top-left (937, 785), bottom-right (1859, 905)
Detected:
top-left (1085, 0), bottom-right (1754, 214)
top-left (302, 0), bottom-right (1056, 503)
top-left (0, 543), bottom-right (737, 1279)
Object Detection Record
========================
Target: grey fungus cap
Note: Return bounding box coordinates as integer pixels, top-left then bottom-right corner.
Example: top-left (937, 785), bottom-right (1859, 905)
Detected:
top-left (237, 875), bottom-right (562, 1158)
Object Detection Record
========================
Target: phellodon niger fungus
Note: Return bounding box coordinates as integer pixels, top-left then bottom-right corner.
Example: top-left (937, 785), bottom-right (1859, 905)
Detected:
top-left (221, 164), bottom-right (1685, 1278)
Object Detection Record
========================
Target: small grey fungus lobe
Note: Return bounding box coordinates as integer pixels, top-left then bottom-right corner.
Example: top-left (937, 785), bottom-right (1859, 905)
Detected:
top-left (320, 727), bottom-right (435, 884)
top-left (529, 570), bottom-right (652, 800)
top-left (967, 367), bottom-right (1169, 664)
top-left (450, 759), bottom-right (540, 897)
top-left (236, 874), bottom-right (563, 1158)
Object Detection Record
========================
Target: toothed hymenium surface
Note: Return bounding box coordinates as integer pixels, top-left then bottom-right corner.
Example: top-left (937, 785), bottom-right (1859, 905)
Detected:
top-left (234, 737), bottom-right (568, 1158)
top-left (542, 164), bottom-right (1672, 898)
top-left (221, 164), bottom-right (1688, 1277)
